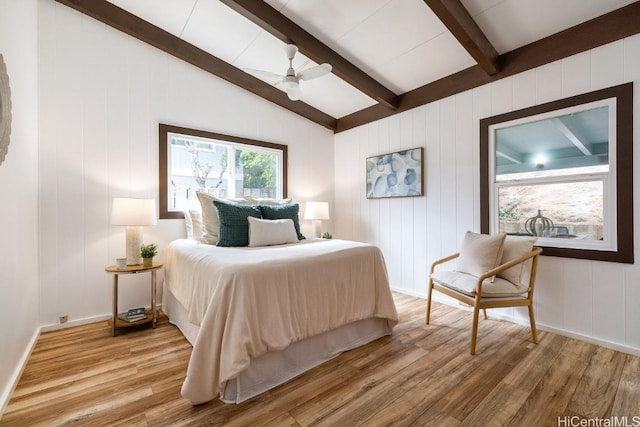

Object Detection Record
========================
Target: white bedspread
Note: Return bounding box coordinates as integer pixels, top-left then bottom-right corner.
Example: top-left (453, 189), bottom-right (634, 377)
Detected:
top-left (163, 238), bottom-right (398, 405)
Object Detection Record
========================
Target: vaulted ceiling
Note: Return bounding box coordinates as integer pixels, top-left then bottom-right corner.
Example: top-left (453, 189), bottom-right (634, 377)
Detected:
top-left (56, 0), bottom-right (640, 132)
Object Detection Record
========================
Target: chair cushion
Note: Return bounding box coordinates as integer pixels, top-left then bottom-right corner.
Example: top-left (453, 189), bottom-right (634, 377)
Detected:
top-left (456, 231), bottom-right (506, 278)
top-left (497, 236), bottom-right (537, 285)
top-left (431, 270), bottom-right (528, 297)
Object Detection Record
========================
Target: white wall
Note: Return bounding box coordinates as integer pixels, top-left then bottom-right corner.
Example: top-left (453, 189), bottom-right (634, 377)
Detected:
top-left (335, 35), bottom-right (640, 354)
top-left (37, 0), bottom-right (334, 327)
top-left (0, 0), bottom-right (40, 413)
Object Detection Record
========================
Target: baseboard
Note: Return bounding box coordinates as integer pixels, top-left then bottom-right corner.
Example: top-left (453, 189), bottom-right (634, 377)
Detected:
top-left (40, 303), bottom-right (163, 333)
top-left (535, 324), bottom-right (640, 357)
top-left (397, 289), bottom-right (640, 357)
top-left (40, 314), bottom-right (112, 333)
top-left (0, 328), bottom-right (40, 419)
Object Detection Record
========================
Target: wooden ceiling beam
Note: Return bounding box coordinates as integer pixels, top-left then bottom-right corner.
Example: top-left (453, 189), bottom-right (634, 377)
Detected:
top-left (54, 0), bottom-right (337, 131)
top-left (337, 2), bottom-right (640, 133)
top-left (219, 0), bottom-right (399, 110)
top-left (423, 0), bottom-right (499, 75)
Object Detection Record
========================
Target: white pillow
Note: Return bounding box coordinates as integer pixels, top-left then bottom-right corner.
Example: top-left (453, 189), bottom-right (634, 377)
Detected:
top-left (184, 210), bottom-right (194, 240)
top-left (456, 231), bottom-right (506, 278)
top-left (497, 236), bottom-right (537, 285)
top-left (248, 217), bottom-right (299, 247)
top-left (196, 192), bottom-right (248, 245)
top-left (189, 210), bottom-right (204, 242)
top-left (244, 196), bottom-right (292, 206)
top-left (183, 210), bottom-right (204, 242)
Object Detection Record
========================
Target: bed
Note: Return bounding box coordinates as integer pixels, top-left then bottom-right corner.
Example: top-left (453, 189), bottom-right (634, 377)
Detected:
top-left (162, 237), bottom-right (398, 405)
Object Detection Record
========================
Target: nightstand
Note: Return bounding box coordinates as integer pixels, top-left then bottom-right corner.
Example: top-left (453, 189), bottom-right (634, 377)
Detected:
top-left (105, 262), bottom-right (163, 337)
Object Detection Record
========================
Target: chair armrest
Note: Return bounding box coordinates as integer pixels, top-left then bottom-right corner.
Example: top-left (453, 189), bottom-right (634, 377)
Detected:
top-left (430, 252), bottom-right (460, 274)
top-left (475, 247), bottom-right (542, 293)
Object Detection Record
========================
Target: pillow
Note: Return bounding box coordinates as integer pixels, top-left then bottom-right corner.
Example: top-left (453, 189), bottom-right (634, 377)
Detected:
top-left (456, 231), bottom-right (506, 278)
top-left (184, 210), bottom-right (194, 240)
top-left (213, 201), bottom-right (261, 247)
top-left (497, 236), bottom-right (537, 285)
top-left (259, 204), bottom-right (305, 240)
top-left (189, 210), bottom-right (204, 242)
top-left (244, 196), bottom-right (292, 206)
top-left (196, 192), bottom-right (249, 244)
top-left (183, 209), bottom-right (204, 242)
top-left (248, 217), bottom-right (299, 247)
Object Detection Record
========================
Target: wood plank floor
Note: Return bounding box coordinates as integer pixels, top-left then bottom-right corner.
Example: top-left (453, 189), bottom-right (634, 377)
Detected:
top-left (2, 293), bottom-right (639, 426)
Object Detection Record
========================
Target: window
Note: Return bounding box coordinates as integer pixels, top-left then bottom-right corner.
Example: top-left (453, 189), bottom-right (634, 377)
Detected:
top-left (480, 83), bottom-right (633, 263)
top-left (159, 124), bottom-right (287, 219)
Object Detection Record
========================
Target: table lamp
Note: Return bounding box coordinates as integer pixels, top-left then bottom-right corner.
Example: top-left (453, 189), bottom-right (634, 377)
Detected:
top-left (304, 201), bottom-right (329, 238)
top-left (110, 197), bottom-right (157, 265)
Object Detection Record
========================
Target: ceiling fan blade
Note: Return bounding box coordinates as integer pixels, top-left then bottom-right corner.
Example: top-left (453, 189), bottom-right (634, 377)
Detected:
top-left (298, 63), bottom-right (332, 81)
top-left (244, 68), bottom-right (283, 82)
top-left (286, 85), bottom-right (302, 101)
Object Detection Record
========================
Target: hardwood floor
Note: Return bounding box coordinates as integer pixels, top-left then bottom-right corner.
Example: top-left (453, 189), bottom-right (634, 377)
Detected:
top-left (2, 293), bottom-right (639, 426)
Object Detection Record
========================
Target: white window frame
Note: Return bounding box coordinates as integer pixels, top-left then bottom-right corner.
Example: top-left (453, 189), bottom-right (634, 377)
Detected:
top-left (488, 98), bottom-right (617, 252)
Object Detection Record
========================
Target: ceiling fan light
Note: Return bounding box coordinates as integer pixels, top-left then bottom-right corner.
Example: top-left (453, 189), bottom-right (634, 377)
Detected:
top-left (283, 75), bottom-right (298, 90)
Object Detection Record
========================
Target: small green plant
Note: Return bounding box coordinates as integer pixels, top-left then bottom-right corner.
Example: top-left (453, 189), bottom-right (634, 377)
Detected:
top-left (322, 232), bottom-right (333, 239)
top-left (140, 243), bottom-right (158, 259)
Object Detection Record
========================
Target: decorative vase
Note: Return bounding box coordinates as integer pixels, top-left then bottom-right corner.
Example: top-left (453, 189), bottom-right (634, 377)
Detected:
top-left (524, 209), bottom-right (553, 237)
top-left (142, 257), bottom-right (153, 267)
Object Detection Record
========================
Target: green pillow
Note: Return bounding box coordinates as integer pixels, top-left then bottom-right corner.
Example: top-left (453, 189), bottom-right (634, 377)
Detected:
top-left (213, 201), bottom-right (261, 247)
top-left (260, 204), bottom-right (305, 240)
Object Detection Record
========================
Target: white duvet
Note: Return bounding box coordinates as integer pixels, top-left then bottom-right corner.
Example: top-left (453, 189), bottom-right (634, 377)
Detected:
top-left (163, 238), bottom-right (398, 404)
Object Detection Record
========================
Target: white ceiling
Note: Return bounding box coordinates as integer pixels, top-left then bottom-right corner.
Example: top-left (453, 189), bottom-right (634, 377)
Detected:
top-left (106, 0), bottom-right (636, 119)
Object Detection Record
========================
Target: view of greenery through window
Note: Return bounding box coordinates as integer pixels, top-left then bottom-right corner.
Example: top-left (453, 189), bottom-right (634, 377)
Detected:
top-left (169, 136), bottom-right (278, 211)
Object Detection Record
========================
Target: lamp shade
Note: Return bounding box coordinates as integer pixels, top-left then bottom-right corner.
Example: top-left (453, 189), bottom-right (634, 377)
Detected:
top-left (110, 198), bottom-right (157, 226)
top-left (304, 201), bottom-right (330, 220)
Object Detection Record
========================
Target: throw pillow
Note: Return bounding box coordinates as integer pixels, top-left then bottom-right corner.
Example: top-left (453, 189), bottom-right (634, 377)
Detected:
top-left (259, 203), bottom-right (305, 240)
top-left (248, 217), bottom-right (299, 247)
top-left (196, 191), bottom-right (248, 244)
top-left (497, 236), bottom-right (537, 285)
top-left (456, 231), bottom-right (506, 278)
top-left (213, 201), bottom-right (262, 247)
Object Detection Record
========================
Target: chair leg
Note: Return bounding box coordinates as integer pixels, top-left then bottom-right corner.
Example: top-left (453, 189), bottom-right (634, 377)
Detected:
top-left (528, 305), bottom-right (538, 344)
top-left (470, 306), bottom-right (480, 355)
top-left (482, 308), bottom-right (488, 320)
top-left (426, 279), bottom-right (433, 324)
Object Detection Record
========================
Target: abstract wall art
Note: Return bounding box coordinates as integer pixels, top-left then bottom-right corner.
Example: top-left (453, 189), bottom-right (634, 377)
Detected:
top-left (366, 147), bottom-right (423, 199)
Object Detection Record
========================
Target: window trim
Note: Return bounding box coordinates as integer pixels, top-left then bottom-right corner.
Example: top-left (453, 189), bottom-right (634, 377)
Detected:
top-left (480, 82), bottom-right (634, 263)
top-left (158, 123), bottom-right (288, 220)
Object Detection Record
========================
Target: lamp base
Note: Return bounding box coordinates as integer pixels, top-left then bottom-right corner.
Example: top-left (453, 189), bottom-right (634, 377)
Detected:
top-left (125, 226), bottom-right (142, 265)
top-left (311, 220), bottom-right (322, 238)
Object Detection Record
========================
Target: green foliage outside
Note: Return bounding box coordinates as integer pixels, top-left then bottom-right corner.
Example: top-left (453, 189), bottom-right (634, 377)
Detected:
top-left (238, 151), bottom-right (276, 190)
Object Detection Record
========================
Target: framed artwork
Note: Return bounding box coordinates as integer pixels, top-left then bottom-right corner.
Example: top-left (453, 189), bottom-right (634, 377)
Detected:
top-left (366, 147), bottom-right (423, 199)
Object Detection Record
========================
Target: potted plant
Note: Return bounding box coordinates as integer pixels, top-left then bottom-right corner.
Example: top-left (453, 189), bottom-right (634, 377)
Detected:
top-left (140, 243), bottom-right (158, 267)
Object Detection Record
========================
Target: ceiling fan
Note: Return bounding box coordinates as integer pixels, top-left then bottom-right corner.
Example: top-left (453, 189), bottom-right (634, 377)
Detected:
top-left (247, 44), bottom-right (332, 101)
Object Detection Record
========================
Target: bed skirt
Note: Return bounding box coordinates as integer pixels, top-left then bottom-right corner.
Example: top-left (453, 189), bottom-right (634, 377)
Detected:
top-left (163, 285), bottom-right (392, 404)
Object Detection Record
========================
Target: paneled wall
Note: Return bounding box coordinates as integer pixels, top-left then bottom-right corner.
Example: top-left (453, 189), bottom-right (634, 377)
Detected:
top-left (335, 35), bottom-right (640, 354)
top-left (37, 1), bottom-right (334, 327)
top-left (0, 0), bottom-right (40, 412)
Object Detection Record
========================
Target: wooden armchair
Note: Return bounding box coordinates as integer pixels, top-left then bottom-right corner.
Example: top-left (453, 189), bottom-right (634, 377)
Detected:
top-left (426, 232), bottom-right (542, 355)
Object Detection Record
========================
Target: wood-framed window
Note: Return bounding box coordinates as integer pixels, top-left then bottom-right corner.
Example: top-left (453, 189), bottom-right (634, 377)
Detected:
top-left (159, 124), bottom-right (288, 220)
top-left (480, 83), bottom-right (633, 263)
